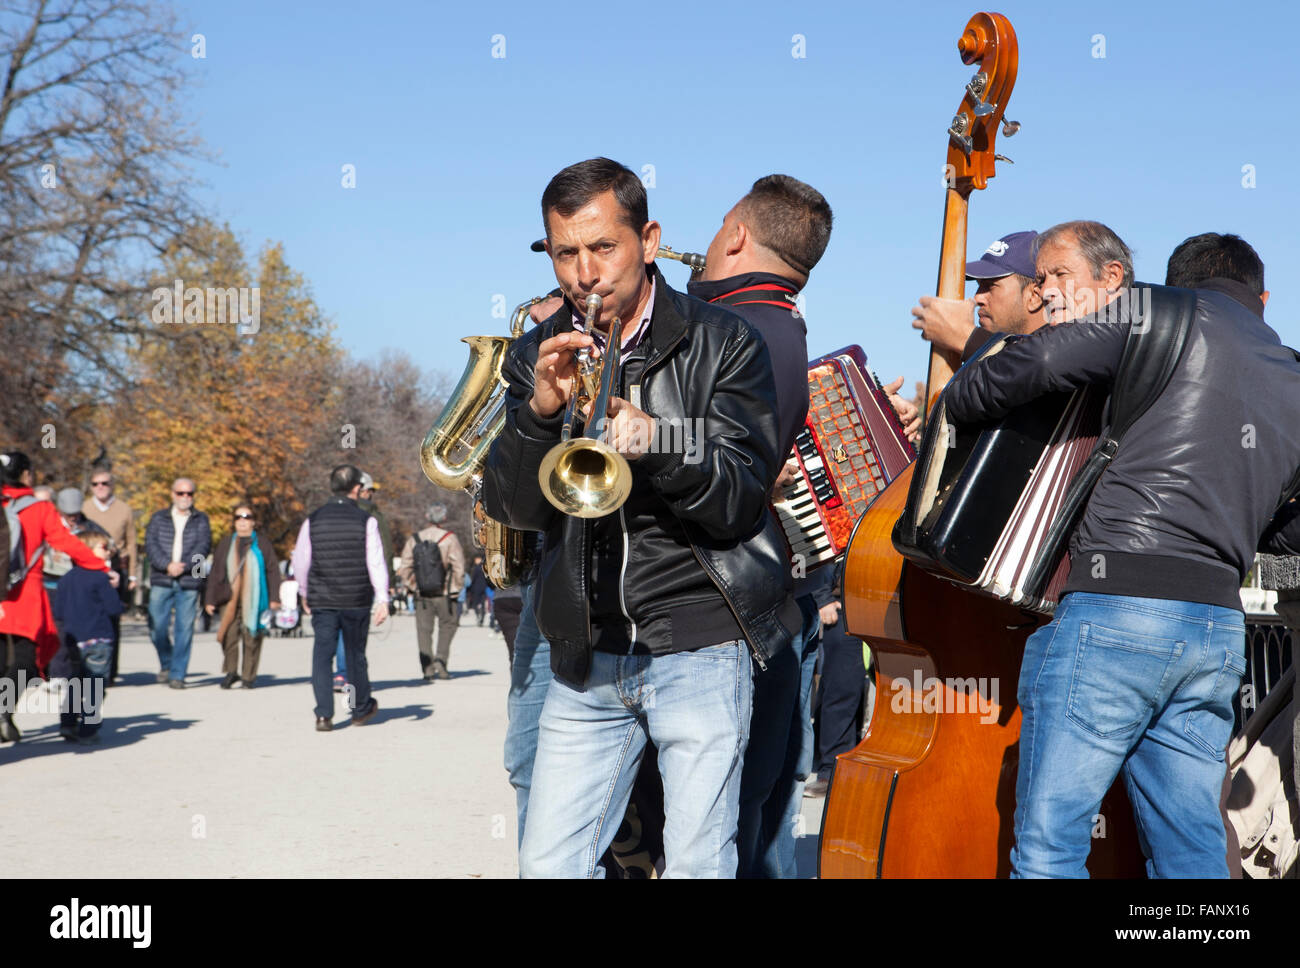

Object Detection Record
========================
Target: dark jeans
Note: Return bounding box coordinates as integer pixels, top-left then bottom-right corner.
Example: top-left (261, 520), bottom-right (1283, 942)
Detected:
top-left (311, 608), bottom-right (371, 720)
top-left (814, 611), bottom-right (870, 778)
top-left (494, 596), bottom-right (523, 664)
top-left (50, 636), bottom-right (111, 734)
top-left (737, 592), bottom-right (820, 878)
top-left (737, 636), bottom-right (800, 878)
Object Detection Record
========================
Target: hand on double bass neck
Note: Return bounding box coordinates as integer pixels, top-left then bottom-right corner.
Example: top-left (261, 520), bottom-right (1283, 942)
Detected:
top-left (911, 295), bottom-right (976, 358)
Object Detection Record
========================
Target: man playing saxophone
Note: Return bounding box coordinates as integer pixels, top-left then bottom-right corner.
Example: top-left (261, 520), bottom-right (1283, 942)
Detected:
top-left (483, 157), bottom-right (798, 878)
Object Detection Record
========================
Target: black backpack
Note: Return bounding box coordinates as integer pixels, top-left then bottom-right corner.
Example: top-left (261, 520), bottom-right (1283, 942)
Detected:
top-left (412, 532), bottom-right (450, 596)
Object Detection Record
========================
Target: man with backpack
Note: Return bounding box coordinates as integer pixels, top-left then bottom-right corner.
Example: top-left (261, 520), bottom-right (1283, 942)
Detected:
top-left (398, 503), bottom-right (465, 681)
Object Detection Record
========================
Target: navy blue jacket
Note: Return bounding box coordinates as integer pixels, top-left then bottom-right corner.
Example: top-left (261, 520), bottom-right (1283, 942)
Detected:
top-left (145, 508), bottom-right (212, 591)
top-left (54, 566), bottom-right (123, 644)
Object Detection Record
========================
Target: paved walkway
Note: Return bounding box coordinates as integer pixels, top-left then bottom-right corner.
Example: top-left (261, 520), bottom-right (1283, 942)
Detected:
top-left (2, 612), bottom-right (824, 877)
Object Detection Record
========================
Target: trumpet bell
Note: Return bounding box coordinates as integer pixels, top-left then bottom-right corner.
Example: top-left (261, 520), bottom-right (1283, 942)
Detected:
top-left (537, 437), bottom-right (632, 519)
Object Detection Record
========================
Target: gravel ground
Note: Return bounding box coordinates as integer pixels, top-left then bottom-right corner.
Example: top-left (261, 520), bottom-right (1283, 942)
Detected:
top-left (2, 611), bottom-right (824, 878)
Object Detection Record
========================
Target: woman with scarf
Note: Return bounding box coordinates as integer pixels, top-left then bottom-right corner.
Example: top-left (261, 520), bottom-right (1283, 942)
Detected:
top-left (204, 505), bottom-right (280, 689)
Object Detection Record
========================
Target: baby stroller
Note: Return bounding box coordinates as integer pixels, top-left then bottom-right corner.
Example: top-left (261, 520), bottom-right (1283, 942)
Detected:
top-left (274, 578), bottom-right (303, 637)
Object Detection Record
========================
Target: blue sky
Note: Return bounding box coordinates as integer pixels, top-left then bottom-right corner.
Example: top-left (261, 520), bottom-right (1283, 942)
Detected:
top-left (173, 0), bottom-right (1299, 392)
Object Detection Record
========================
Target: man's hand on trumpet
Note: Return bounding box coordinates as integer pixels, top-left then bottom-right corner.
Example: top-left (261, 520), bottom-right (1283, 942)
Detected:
top-left (530, 330), bottom-right (595, 419)
top-left (595, 397), bottom-right (655, 460)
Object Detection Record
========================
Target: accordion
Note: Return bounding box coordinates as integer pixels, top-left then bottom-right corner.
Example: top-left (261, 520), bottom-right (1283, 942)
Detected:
top-left (772, 346), bottom-right (915, 571)
top-left (893, 337), bottom-right (1106, 614)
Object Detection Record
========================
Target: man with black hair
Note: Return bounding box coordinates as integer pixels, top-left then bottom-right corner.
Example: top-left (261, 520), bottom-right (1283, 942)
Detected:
top-left (1165, 231), bottom-right (1269, 318)
top-left (690, 173), bottom-right (845, 877)
top-left (291, 464), bottom-right (390, 732)
top-left (485, 157), bottom-right (796, 877)
top-left (1169, 231), bottom-right (1300, 877)
top-left (943, 220), bottom-right (1300, 877)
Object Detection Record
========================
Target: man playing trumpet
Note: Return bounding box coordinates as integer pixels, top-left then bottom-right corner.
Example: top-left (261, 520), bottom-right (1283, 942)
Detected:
top-left (484, 157), bottom-right (798, 878)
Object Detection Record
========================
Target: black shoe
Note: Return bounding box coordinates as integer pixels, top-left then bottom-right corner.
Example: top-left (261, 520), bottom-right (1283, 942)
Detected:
top-left (432, 664), bottom-right (451, 680)
top-left (220, 672), bottom-right (239, 690)
top-left (0, 715), bottom-right (20, 743)
top-left (315, 717), bottom-right (332, 732)
top-left (351, 697), bottom-right (379, 725)
top-left (59, 723), bottom-right (80, 743)
top-left (241, 678), bottom-right (255, 689)
top-left (803, 776), bottom-right (830, 799)
top-left (168, 678), bottom-right (185, 690)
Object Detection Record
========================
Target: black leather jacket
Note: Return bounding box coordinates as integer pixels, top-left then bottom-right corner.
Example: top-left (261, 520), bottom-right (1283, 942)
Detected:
top-left (944, 285), bottom-right (1300, 611)
top-left (482, 267), bottom-right (797, 687)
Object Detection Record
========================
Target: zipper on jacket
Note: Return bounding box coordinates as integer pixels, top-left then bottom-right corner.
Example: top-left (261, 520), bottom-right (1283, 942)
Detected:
top-left (638, 327), bottom-right (769, 669)
top-left (618, 506), bottom-right (637, 652)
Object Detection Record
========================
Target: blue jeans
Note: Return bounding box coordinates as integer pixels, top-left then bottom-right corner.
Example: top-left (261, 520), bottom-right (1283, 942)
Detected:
top-left (520, 640), bottom-right (753, 878)
top-left (1012, 592), bottom-right (1247, 879)
top-left (148, 583), bottom-right (199, 680)
top-left (503, 581), bottom-right (552, 848)
top-left (335, 635), bottom-right (347, 678)
top-left (311, 608), bottom-right (372, 721)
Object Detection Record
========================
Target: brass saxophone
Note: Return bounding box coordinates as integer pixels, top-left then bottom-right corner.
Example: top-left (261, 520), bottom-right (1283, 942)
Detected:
top-left (419, 298), bottom-right (542, 587)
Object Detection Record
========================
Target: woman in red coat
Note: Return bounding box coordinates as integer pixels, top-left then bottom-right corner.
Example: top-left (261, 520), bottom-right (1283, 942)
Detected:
top-left (2, 451), bottom-right (112, 743)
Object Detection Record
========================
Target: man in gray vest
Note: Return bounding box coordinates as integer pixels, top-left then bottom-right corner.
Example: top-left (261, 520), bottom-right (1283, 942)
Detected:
top-left (291, 465), bottom-right (390, 732)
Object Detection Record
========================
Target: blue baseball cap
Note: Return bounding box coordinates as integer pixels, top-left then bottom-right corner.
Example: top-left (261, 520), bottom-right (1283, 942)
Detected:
top-left (965, 230), bottom-right (1039, 280)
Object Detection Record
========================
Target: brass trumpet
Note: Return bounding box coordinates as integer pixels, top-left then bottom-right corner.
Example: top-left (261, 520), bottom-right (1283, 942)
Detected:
top-left (419, 298), bottom-right (541, 587)
top-left (536, 293), bottom-right (633, 518)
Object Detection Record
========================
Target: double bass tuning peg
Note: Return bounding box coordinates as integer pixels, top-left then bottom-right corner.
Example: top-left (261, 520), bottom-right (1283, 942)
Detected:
top-left (1001, 118), bottom-right (1021, 137)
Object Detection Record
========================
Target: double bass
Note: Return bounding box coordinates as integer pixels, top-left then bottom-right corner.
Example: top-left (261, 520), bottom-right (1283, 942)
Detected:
top-left (819, 12), bottom-right (1144, 878)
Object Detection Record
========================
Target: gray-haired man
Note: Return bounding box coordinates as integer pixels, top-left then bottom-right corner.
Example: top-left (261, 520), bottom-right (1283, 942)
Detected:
top-left (398, 503), bottom-right (465, 680)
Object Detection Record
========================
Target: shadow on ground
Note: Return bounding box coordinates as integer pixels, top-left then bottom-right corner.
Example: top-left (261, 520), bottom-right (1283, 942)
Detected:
top-left (0, 713), bottom-right (199, 764)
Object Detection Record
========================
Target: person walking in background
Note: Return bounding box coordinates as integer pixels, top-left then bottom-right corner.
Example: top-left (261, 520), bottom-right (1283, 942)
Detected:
top-left (205, 504), bottom-right (281, 689)
top-left (144, 477), bottom-right (211, 689)
top-left (82, 467), bottom-right (138, 684)
top-left (43, 488), bottom-right (109, 597)
top-left (1, 452), bottom-right (114, 744)
top-left (397, 503), bottom-right (464, 681)
top-left (292, 465), bottom-right (389, 732)
top-left (50, 531), bottom-right (121, 743)
top-left (357, 472), bottom-right (396, 592)
top-left (466, 555), bottom-right (488, 626)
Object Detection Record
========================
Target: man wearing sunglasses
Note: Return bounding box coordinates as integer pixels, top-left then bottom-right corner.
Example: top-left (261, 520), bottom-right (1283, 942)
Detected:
top-left (82, 469), bottom-right (138, 685)
top-left (144, 478), bottom-right (212, 688)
